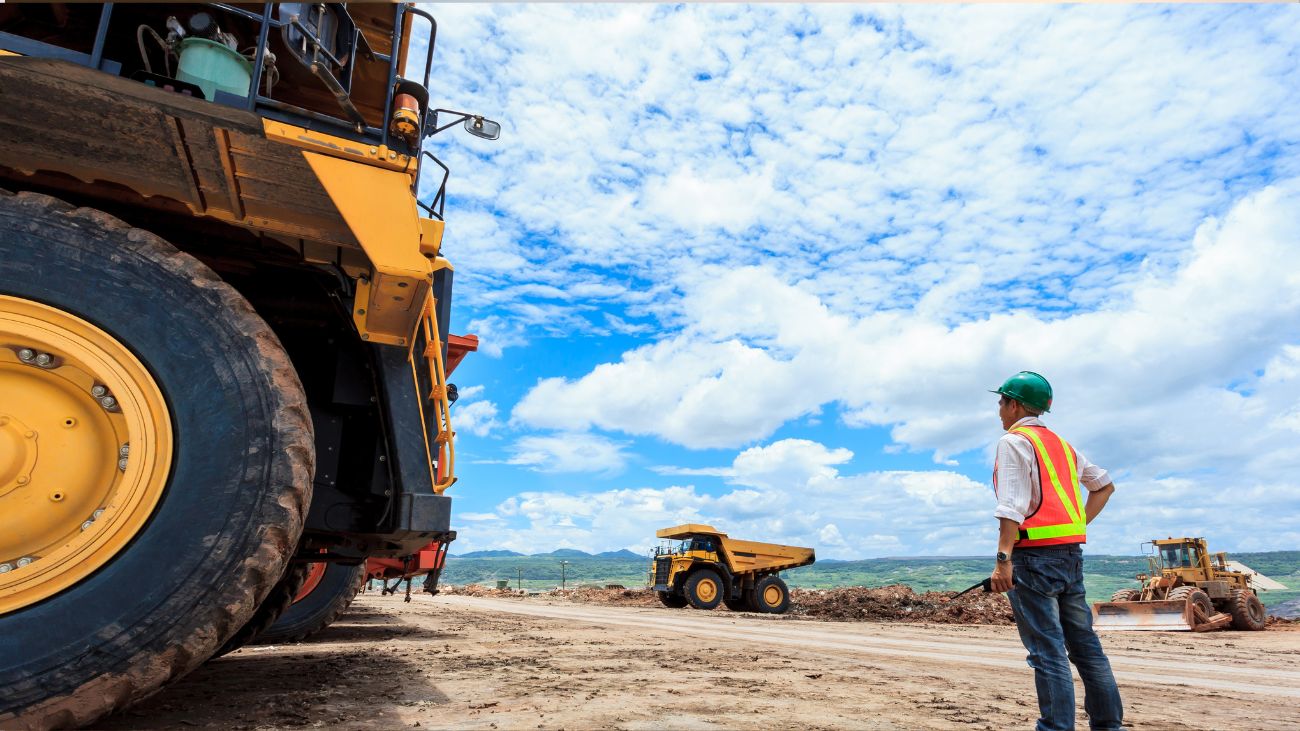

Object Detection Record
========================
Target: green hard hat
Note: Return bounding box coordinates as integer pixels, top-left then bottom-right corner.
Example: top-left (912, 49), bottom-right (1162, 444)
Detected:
top-left (991, 371), bottom-right (1052, 412)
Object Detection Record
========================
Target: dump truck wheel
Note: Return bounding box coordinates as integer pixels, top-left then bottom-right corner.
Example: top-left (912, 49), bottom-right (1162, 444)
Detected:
top-left (255, 562), bottom-right (367, 644)
top-left (1229, 589), bottom-right (1266, 631)
top-left (751, 575), bottom-right (791, 614)
top-left (0, 190), bottom-right (313, 728)
top-left (212, 561), bottom-right (313, 656)
top-left (684, 569), bottom-right (724, 610)
top-left (1110, 589), bottom-right (1141, 602)
top-left (1167, 586), bottom-right (1213, 624)
top-left (658, 590), bottom-right (688, 608)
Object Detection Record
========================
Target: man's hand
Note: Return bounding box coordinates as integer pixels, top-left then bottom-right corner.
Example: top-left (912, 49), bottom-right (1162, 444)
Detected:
top-left (990, 561), bottom-right (1014, 593)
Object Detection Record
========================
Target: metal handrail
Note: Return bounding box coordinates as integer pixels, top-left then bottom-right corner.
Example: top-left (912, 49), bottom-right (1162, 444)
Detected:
top-left (417, 151), bottom-right (450, 221)
top-left (416, 297), bottom-right (456, 493)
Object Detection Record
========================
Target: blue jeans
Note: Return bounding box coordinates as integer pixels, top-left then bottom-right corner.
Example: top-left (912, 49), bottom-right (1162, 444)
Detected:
top-left (1007, 546), bottom-right (1123, 731)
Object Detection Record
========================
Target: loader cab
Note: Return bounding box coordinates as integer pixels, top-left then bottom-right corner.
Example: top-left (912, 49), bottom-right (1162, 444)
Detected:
top-left (1160, 543), bottom-right (1198, 569)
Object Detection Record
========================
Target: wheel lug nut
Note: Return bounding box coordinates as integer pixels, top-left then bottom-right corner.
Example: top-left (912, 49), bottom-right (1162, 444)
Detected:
top-left (118, 458), bottom-right (128, 471)
top-left (91, 385), bottom-right (107, 398)
top-left (15, 557), bottom-right (33, 568)
top-left (0, 564), bottom-right (12, 573)
top-left (101, 396), bottom-right (117, 409)
top-left (93, 509), bottom-right (104, 520)
top-left (34, 353), bottom-right (52, 367)
top-left (81, 520), bottom-right (94, 531)
top-left (119, 444), bottom-right (130, 457)
top-left (17, 348), bottom-right (34, 361)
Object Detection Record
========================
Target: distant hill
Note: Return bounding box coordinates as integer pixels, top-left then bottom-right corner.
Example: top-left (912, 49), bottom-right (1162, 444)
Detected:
top-left (453, 550), bottom-right (525, 558)
top-left (596, 549), bottom-right (644, 559)
top-left (545, 548), bottom-right (593, 558)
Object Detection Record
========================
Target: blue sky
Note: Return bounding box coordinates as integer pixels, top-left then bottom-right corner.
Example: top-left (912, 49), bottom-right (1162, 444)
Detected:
top-left (410, 4), bottom-right (1300, 558)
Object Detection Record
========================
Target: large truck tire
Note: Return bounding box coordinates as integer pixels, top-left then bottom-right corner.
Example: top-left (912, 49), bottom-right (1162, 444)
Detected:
top-left (657, 590), bottom-right (688, 608)
top-left (0, 190), bottom-right (313, 729)
top-left (254, 562), bottom-right (366, 644)
top-left (212, 561), bottom-right (312, 657)
top-left (684, 568), bottom-right (724, 610)
top-left (750, 575), bottom-right (791, 614)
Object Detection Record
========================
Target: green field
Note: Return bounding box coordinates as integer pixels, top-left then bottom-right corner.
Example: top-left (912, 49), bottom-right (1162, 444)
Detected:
top-left (440, 550), bottom-right (1300, 609)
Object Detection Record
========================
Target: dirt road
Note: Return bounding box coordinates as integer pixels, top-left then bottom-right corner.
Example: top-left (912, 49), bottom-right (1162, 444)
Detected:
top-left (103, 593), bottom-right (1300, 730)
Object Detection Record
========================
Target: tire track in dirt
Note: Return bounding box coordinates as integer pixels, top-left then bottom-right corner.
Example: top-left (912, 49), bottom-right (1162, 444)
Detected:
top-left (440, 596), bottom-right (1300, 699)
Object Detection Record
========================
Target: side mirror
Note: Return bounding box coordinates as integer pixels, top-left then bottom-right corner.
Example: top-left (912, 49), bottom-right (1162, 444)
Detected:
top-left (464, 115), bottom-right (500, 141)
top-left (426, 108), bottom-right (503, 140)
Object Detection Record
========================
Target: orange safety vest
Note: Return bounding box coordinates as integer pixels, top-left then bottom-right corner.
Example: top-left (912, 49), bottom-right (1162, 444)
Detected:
top-left (994, 425), bottom-right (1087, 548)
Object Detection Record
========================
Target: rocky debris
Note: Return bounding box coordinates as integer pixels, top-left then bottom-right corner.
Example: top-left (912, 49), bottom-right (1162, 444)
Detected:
top-left (442, 585), bottom-right (526, 599)
top-left (788, 585), bottom-right (1016, 625)
top-left (557, 588), bottom-right (660, 606)
top-left (446, 583), bottom-right (1016, 625)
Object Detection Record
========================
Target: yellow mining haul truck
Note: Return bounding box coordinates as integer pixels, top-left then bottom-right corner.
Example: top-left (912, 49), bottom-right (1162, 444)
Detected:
top-left (651, 524), bottom-right (815, 614)
top-left (0, 4), bottom-right (497, 727)
top-left (1092, 537), bottom-right (1275, 632)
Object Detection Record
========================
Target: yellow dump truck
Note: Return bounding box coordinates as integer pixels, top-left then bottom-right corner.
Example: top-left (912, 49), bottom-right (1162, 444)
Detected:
top-left (1093, 537), bottom-right (1276, 632)
top-left (0, 4), bottom-right (496, 726)
top-left (651, 524), bottom-right (815, 613)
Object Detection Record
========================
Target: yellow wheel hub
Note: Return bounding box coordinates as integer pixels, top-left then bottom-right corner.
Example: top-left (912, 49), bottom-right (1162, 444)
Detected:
top-left (763, 584), bottom-right (783, 607)
top-left (0, 295), bottom-right (172, 615)
top-left (696, 578), bottom-right (718, 603)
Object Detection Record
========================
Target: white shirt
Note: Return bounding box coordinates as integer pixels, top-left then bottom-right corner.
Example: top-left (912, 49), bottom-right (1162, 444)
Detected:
top-left (994, 417), bottom-right (1112, 524)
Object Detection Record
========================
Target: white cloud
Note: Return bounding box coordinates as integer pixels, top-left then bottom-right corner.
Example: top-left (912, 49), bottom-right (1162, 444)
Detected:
top-left (504, 432), bottom-right (630, 475)
top-left (423, 5), bottom-right (1300, 356)
top-left (453, 437), bottom-right (994, 559)
top-left (455, 400), bottom-right (500, 438)
top-left (514, 181), bottom-right (1300, 482)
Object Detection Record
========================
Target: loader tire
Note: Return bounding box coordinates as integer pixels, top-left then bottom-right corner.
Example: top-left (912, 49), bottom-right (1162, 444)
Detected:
top-left (1229, 589), bottom-right (1266, 631)
top-left (213, 560), bottom-right (313, 656)
top-left (658, 590), bottom-right (688, 608)
top-left (751, 575), bottom-right (791, 614)
top-left (1168, 586), bottom-right (1213, 624)
top-left (0, 190), bottom-right (313, 729)
top-left (684, 568), bottom-right (724, 610)
top-left (1109, 589), bottom-right (1141, 603)
top-left (255, 562), bottom-right (367, 644)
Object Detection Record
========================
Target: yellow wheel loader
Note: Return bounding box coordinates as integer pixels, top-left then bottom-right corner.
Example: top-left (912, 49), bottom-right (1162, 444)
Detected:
top-left (0, 4), bottom-right (496, 727)
top-left (1092, 537), bottom-right (1277, 632)
top-left (650, 524), bottom-right (815, 614)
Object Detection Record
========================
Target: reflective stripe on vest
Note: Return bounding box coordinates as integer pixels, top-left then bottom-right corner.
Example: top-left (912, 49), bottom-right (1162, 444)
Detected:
top-left (1009, 425), bottom-right (1087, 547)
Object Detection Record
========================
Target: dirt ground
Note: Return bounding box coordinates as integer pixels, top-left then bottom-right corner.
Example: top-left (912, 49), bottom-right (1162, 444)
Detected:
top-left (101, 591), bottom-right (1300, 731)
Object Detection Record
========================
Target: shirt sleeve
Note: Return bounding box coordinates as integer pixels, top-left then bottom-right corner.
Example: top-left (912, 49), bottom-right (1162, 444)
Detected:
top-left (1072, 447), bottom-right (1112, 492)
top-left (993, 434), bottom-right (1033, 524)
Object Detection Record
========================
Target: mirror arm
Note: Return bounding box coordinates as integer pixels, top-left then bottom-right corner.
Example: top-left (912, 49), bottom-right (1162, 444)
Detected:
top-left (426, 108), bottom-right (474, 137)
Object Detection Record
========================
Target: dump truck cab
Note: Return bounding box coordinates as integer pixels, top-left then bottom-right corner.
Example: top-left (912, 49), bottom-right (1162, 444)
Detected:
top-left (651, 524), bottom-right (814, 614)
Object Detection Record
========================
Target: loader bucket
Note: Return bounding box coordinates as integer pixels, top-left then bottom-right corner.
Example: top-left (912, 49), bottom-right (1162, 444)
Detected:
top-left (1092, 599), bottom-right (1195, 631)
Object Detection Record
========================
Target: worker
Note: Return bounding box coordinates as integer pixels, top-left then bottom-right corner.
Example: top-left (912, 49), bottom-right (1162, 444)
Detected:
top-left (988, 371), bottom-right (1123, 731)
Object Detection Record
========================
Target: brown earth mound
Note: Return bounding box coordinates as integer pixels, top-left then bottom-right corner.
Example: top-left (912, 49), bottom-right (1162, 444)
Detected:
top-left (790, 584), bottom-right (1015, 625)
top-left (441, 585), bottom-right (524, 598)
top-left (445, 583), bottom-right (1015, 625)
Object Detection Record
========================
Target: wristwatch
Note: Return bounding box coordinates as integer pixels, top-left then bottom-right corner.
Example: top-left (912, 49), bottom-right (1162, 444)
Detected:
top-left (996, 551), bottom-right (1010, 563)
